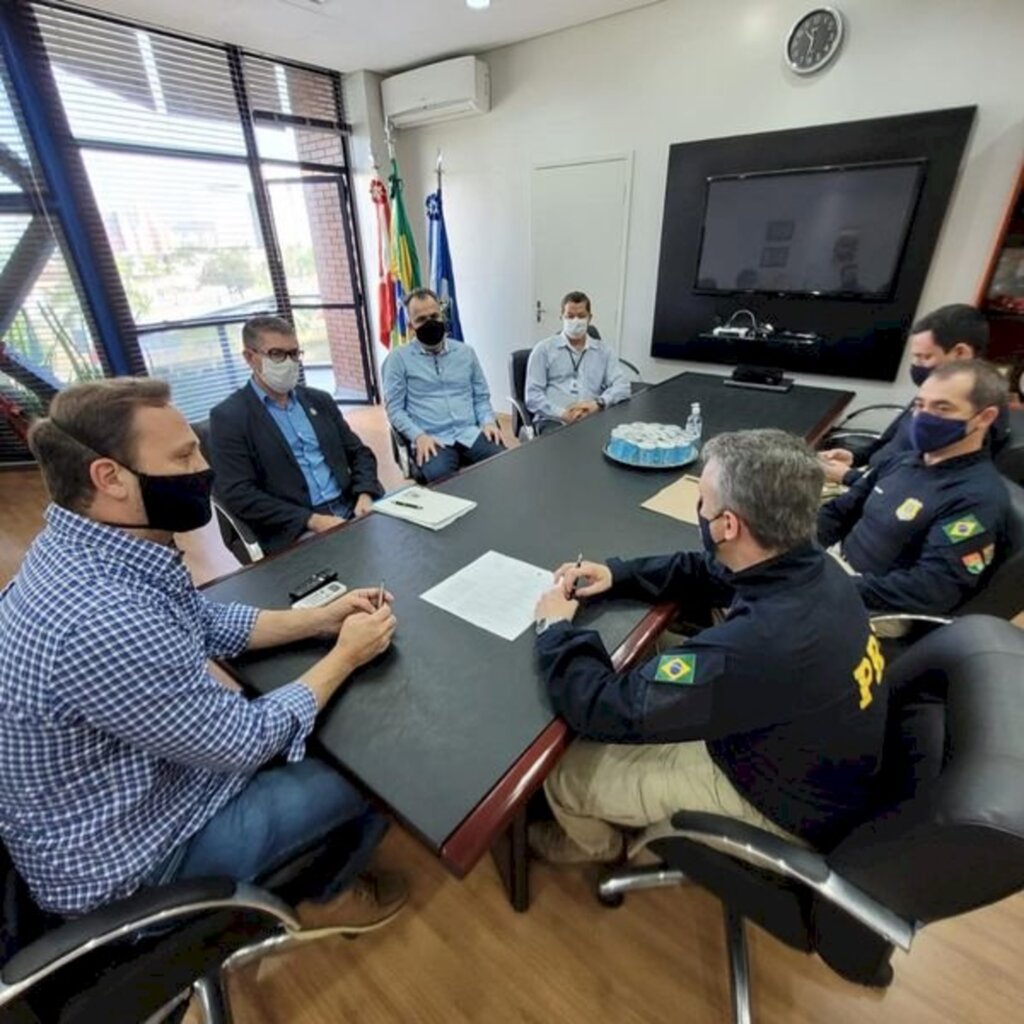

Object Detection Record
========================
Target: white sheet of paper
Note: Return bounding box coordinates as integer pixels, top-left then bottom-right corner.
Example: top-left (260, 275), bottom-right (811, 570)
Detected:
top-left (419, 550), bottom-right (554, 641)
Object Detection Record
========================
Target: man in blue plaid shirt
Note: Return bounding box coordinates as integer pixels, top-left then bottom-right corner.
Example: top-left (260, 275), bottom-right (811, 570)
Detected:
top-left (0, 378), bottom-right (406, 931)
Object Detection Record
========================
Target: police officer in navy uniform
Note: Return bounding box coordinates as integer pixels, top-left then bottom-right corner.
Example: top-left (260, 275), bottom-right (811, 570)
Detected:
top-left (818, 304), bottom-right (1009, 487)
top-left (818, 360), bottom-right (1010, 615)
top-left (528, 430), bottom-right (888, 866)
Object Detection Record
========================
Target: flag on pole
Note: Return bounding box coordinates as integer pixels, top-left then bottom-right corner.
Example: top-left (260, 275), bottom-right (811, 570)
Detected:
top-left (388, 157), bottom-right (422, 347)
top-left (426, 186), bottom-right (463, 341)
top-left (369, 176), bottom-right (396, 348)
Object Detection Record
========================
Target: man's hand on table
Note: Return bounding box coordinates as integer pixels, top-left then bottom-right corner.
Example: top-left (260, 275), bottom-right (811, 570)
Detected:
top-left (553, 559), bottom-right (612, 599)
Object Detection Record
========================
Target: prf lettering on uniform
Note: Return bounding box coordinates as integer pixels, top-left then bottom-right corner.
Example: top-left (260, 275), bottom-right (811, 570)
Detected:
top-left (852, 635), bottom-right (885, 710)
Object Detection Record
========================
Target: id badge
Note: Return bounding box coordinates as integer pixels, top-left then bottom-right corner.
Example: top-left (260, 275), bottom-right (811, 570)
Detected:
top-left (569, 378), bottom-right (580, 395)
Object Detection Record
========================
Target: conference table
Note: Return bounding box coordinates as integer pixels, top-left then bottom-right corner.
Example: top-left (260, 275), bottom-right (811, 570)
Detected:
top-left (203, 370), bottom-right (852, 909)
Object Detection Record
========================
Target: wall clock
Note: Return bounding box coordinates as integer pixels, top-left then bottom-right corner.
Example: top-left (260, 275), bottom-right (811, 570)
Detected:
top-left (786, 7), bottom-right (844, 75)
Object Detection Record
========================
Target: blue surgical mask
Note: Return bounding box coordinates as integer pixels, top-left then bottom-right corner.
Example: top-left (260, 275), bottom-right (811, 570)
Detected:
top-left (909, 364), bottom-right (932, 387)
top-left (911, 410), bottom-right (969, 454)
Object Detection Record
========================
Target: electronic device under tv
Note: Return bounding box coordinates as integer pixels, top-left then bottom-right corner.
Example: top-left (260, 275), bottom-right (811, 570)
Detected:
top-left (693, 159), bottom-right (926, 301)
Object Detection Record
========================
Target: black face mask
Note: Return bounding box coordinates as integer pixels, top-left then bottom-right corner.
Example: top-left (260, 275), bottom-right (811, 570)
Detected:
top-left (910, 364), bottom-right (932, 387)
top-left (415, 317), bottom-right (446, 347)
top-left (131, 467), bottom-right (215, 533)
top-left (52, 419), bottom-right (214, 534)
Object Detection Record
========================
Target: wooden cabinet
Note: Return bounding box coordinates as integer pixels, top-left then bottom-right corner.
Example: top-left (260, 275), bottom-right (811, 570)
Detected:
top-left (977, 162), bottom-right (1024, 398)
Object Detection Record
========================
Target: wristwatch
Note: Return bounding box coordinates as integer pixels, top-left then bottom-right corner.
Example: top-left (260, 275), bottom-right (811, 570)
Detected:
top-left (535, 616), bottom-right (569, 636)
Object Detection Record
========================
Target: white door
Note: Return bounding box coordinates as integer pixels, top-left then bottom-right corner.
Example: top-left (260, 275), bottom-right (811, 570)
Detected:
top-left (530, 155), bottom-right (632, 348)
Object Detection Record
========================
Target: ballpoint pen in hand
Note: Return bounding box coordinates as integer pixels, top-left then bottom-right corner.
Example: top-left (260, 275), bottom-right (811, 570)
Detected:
top-left (569, 552), bottom-right (583, 598)
top-left (376, 580), bottom-right (385, 610)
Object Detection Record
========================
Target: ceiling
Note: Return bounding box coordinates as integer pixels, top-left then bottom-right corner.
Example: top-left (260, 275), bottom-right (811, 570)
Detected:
top-left (74, 0), bottom-right (665, 75)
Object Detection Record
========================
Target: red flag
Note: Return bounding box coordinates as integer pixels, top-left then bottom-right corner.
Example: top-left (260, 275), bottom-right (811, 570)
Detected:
top-left (370, 177), bottom-right (397, 348)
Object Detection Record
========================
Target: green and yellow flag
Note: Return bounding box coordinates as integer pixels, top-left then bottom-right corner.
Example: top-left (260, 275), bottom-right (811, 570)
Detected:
top-left (388, 158), bottom-right (423, 347)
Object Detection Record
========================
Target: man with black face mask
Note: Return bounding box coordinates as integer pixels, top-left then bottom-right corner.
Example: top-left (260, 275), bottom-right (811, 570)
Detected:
top-left (527, 430), bottom-right (885, 865)
top-left (818, 304), bottom-right (1008, 487)
top-left (819, 360), bottom-right (1011, 615)
top-left (0, 379), bottom-right (409, 930)
top-left (382, 288), bottom-right (504, 482)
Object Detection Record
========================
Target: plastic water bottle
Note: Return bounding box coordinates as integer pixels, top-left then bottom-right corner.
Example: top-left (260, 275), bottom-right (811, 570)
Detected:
top-left (687, 401), bottom-right (702, 442)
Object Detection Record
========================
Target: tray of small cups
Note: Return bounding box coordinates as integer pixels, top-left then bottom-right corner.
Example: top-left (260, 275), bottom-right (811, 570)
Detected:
top-left (603, 422), bottom-right (698, 469)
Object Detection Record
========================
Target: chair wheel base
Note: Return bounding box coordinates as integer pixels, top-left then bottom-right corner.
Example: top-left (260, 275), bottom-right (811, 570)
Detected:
top-left (597, 891), bottom-right (625, 909)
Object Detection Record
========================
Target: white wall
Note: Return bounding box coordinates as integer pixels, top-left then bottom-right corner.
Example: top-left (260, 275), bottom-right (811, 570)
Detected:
top-left (379, 0), bottom-right (1024, 419)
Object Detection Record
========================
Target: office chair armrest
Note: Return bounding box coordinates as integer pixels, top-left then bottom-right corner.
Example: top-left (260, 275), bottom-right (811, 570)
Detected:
top-left (634, 812), bottom-right (914, 951)
top-left (211, 499), bottom-right (264, 563)
top-left (833, 404), bottom-right (906, 430)
top-left (618, 358), bottom-right (641, 376)
top-left (822, 430), bottom-right (883, 445)
top-left (508, 397), bottom-right (535, 440)
top-left (0, 879), bottom-right (298, 998)
top-left (869, 613), bottom-right (954, 629)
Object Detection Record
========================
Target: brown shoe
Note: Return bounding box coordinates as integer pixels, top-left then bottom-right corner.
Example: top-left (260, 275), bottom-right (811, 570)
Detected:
top-left (295, 870), bottom-right (408, 936)
top-left (528, 821), bottom-right (623, 865)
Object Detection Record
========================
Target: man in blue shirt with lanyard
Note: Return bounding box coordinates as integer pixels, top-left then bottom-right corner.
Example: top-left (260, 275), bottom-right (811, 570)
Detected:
top-left (525, 291), bottom-right (630, 434)
top-left (382, 288), bottom-right (504, 483)
top-left (0, 379), bottom-right (405, 931)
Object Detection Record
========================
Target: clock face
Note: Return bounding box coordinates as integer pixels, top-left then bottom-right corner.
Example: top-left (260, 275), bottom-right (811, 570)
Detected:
top-left (786, 7), bottom-right (844, 74)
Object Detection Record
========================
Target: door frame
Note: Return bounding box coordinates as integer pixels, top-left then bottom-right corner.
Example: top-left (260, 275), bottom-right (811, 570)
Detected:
top-left (529, 151), bottom-right (635, 351)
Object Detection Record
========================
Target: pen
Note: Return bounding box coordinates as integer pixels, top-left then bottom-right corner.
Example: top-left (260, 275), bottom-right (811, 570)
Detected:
top-left (376, 580), bottom-right (385, 609)
top-left (570, 552), bottom-right (583, 598)
top-left (394, 500), bottom-right (423, 509)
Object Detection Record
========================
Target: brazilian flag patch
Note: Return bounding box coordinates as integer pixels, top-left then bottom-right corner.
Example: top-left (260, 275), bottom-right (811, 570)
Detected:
top-left (941, 514), bottom-right (984, 544)
top-left (654, 653), bottom-right (698, 685)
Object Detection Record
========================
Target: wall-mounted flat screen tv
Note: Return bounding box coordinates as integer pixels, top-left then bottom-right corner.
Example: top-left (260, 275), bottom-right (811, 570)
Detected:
top-left (693, 159), bottom-right (926, 300)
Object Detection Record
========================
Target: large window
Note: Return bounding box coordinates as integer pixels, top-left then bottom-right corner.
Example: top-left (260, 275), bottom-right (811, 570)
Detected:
top-left (0, 60), bottom-right (100, 463)
top-left (31, 3), bottom-right (374, 423)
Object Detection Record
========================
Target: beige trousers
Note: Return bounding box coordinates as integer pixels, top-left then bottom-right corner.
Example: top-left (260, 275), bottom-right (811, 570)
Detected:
top-left (544, 738), bottom-right (798, 859)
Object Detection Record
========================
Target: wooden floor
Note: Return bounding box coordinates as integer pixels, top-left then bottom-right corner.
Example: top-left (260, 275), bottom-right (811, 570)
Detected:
top-left (2, 405), bottom-right (1023, 1024)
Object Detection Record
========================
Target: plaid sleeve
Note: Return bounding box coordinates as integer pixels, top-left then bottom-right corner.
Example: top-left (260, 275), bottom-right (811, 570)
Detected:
top-left (198, 597), bottom-right (260, 658)
top-left (56, 612), bottom-right (317, 774)
top-left (256, 682), bottom-right (318, 762)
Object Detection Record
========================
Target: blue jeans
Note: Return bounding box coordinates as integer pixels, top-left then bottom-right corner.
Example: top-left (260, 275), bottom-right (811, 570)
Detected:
top-left (419, 433), bottom-right (504, 483)
top-left (312, 496), bottom-right (354, 519)
top-left (149, 759), bottom-right (386, 904)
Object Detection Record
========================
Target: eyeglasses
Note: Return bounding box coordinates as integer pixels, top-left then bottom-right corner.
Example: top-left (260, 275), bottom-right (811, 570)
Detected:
top-left (261, 348), bottom-right (303, 363)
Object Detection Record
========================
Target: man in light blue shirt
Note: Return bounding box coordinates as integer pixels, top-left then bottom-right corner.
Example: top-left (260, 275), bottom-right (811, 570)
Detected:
top-left (526, 291), bottom-right (630, 434)
top-left (382, 288), bottom-right (504, 483)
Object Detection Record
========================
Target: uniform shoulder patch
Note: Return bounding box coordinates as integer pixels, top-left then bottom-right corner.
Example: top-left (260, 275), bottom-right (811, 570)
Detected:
top-left (982, 543), bottom-right (996, 566)
top-left (941, 514), bottom-right (984, 544)
top-left (961, 551), bottom-right (986, 575)
top-left (895, 497), bottom-right (923, 522)
top-left (654, 653), bottom-right (699, 685)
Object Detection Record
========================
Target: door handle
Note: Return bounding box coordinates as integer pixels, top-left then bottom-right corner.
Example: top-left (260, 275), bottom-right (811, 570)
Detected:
top-left (535, 300), bottom-right (545, 324)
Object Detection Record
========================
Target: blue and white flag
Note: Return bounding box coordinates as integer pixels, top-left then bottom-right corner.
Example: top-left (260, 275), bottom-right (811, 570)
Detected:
top-left (426, 188), bottom-right (463, 342)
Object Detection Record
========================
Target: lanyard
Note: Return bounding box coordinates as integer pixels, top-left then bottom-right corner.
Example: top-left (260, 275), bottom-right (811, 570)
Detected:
top-left (567, 346), bottom-right (587, 377)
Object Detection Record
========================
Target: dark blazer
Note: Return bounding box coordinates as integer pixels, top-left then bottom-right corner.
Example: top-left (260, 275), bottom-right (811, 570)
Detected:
top-left (208, 383), bottom-right (383, 554)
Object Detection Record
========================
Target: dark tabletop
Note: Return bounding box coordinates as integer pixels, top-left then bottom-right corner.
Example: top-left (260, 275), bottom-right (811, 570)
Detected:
top-left (203, 371), bottom-right (851, 852)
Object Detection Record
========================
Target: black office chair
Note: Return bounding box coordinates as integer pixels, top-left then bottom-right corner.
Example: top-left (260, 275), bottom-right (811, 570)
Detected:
top-left (508, 348), bottom-right (536, 441)
top-left (387, 422), bottom-right (426, 484)
top-left (0, 836), bottom-right (356, 1023)
top-left (597, 616), bottom-right (1024, 1023)
top-left (190, 421), bottom-right (264, 566)
top-left (994, 405), bottom-right (1024, 485)
top-left (817, 403), bottom-right (907, 463)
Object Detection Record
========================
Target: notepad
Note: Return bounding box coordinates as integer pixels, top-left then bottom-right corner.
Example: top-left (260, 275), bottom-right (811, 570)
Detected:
top-left (641, 474), bottom-right (701, 525)
top-left (420, 551), bottom-right (553, 641)
top-left (374, 486), bottom-right (477, 531)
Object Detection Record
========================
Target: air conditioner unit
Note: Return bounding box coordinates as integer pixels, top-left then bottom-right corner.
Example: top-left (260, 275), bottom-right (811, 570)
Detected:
top-left (381, 56), bottom-right (490, 129)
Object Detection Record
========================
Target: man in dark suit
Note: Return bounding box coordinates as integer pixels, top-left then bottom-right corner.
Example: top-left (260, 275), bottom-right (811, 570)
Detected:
top-left (209, 316), bottom-right (383, 554)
